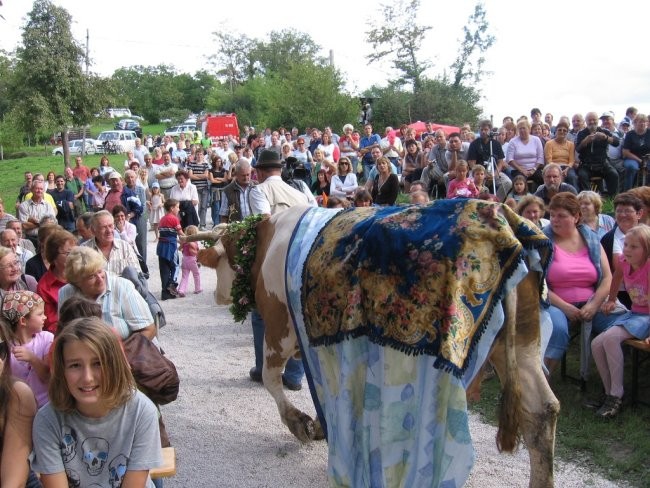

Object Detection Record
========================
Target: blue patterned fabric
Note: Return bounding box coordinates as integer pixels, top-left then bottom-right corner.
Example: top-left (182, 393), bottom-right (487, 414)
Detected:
top-left (285, 202), bottom-right (550, 488)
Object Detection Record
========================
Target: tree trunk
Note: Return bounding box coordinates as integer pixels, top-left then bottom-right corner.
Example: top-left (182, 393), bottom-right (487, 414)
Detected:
top-left (63, 128), bottom-right (70, 168)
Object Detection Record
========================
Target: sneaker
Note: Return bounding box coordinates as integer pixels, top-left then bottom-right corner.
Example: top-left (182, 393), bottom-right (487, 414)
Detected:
top-left (249, 367), bottom-right (263, 383)
top-left (166, 284), bottom-right (179, 297)
top-left (596, 395), bottom-right (622, 418)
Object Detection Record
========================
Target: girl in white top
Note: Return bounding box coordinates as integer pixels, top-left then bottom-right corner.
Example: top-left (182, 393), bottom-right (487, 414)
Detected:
top-left (330, 157), bottom-right (359, 199)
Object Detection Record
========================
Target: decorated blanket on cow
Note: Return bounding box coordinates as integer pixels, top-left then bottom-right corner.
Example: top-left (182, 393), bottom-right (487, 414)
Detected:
top-left (285, 201), bottom-right (551, 488)
top-left (301, 199), bottom-right (549, 376)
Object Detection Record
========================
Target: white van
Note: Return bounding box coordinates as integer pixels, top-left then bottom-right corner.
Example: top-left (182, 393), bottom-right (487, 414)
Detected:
top-left (106, 108), bottom-right (132, 118)
top-left (95, 130), bottom-right (137, 154)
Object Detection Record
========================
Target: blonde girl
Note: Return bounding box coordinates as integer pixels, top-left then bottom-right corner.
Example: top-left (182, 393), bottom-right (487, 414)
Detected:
top-left (590, 225), bottom-right (650, 417)
top-left (148, 182), bottom-right (165, 240)
top-left (446, 160), bottom-right (478, 198)
top-left (177, 225), bottom-right (202, 297)
top-left (32, 317), bottom-right (162, 487)
top-left (2, 290), bottom-right (53, 408)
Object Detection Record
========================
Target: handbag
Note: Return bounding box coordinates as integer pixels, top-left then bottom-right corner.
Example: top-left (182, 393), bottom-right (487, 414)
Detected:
top-left (123, 332), bottom-right (180, 405)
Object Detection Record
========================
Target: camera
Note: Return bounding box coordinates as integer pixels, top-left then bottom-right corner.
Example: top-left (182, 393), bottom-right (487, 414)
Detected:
top-left (283, 157), bottom-right (309, 181)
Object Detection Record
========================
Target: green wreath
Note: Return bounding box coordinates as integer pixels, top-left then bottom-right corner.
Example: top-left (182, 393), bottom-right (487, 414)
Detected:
top-left (228, 214), bottom-right (265, 322)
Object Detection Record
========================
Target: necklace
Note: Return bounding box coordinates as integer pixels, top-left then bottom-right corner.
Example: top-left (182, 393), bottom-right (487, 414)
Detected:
top-left (377, 173), bottom-right (389, 192)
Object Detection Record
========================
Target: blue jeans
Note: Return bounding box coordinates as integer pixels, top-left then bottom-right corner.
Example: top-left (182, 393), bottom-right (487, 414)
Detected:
top-left (251, 309), bottom-right (304, 384)
top-left (623, 158), bottom-right (639, 191)
top-left (545, 305), bottom-right (571, 360)
top-left (211, 190), bottom-right (221, 226)
top-left (196, 187), bottom-right (210, 227)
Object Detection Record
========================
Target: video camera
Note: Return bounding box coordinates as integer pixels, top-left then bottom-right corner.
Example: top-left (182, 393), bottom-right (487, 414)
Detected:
top-left (282, 156), bottom-right (310, 181)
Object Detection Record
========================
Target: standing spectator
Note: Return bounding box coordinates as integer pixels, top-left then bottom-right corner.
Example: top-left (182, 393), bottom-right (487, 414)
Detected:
top-left (124, 170), bottom-right (147, 262)
top-left (98, 155), bottom-right (117, 178)
top-left (622, 113), bottom-right (650, 191)
top-left (133, 137), bottom-right (148, 166)
top-left (177, 225), bottom-right (202, 297)
top-left (72, 155), bottom-right (91, 183)
top-left (188, 150), bottom-right (210, 231)
top-left (64, 166), bottom-right (85, 218)
top-left (17, 180), bottom-right (56, 247)
top-left (208, 155), bottom-right (229, 228)
top-left (358, 124), bottom-right (381, 182)
top-left (219, 161), bottom-right (254, 224)
top-left (154, 152), bottom-right (178, 200)
top-left (576, 112), bottom-right (619, 194)
top-left (15, 171), bottom-right (33, 209)
top-left (112, 205), bottom-right (137, 248)
top-left (82, 210), bottom-right (140, 276)
top-left (148, 183), bottom-right (165, 240)
top-left (157, 199), bottom-right (184, 300)
top-left (104, 172), bottom-right (143, 225)
top-left (169, 170), bottom-right (199, 230)
top-left (49, 175), bottom-right (76, 232)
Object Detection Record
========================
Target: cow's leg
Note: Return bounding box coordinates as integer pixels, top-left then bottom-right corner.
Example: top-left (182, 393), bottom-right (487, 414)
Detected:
top-left (490, 272), bottom-right (559, 488)
top-left (259, 294), bottom-right (321, 442)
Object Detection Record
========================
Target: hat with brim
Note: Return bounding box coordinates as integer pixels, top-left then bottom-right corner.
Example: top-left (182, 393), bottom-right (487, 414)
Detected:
top-left (256, 150), bottom-right (283, 169)
top-left (107, 171), bottom-right (122, 180)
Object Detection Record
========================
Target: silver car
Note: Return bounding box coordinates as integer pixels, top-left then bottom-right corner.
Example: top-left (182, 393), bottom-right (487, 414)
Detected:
top-left (52, 139), bottom-right (96, 156)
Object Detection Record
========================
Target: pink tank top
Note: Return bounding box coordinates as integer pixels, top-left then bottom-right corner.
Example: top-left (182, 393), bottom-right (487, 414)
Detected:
top-left (547, 244), bottom-right (598, 303)
top-left (620, 255), bottom-right (650, 313)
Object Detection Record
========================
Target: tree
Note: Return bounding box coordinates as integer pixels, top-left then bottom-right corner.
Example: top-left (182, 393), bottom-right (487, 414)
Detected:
top-left (366, 0), bottom-right (432, 92)
top-left (11, 0), bottom-right (107, 165)
top-left (208, 32), bottom-right (257, 93)
top-left (254, 30), bottom-right (324, 76)
top-left (450, 2), bottom-right (495, 87)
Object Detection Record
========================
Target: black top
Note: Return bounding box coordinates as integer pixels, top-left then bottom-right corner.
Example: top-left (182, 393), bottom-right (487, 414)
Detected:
top-left (371, 173), bottom-right (399, 205)
top-left (576, 127), bottom-right (619, 165)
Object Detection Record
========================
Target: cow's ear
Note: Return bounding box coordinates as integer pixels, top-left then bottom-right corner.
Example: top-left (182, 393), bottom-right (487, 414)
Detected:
top-left (197, 248), bottom-right (220, 268)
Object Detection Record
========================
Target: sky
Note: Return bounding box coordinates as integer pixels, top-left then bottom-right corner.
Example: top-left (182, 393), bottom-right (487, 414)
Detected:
top-left (1, 0), bottom-right (649, 127)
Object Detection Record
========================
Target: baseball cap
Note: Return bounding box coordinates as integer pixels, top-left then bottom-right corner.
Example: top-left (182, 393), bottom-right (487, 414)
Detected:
top-left (107, 171), bottom-right (121, 180)
top-left (599, 111), bottom-right (614, 120)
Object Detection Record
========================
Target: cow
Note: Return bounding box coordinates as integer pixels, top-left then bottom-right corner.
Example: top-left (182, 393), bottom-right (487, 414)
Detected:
top-left (190, 201), bottom-right (560, 488)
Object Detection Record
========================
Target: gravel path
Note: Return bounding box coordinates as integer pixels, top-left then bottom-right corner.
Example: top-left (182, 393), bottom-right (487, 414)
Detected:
top-left (143, 235), bottom-right (626, 487)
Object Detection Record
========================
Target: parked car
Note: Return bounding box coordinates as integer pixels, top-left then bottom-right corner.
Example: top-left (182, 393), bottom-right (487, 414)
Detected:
top-left (114, 119), bottom-right (143, 138)
top-left (52, 139), bottom-right (96, 156)
top-left (164, 124), bottom-right (196, 137)
top-left (131, 114), bottom-right (144, 121)
top-left (105, 108), bottom-right (132, 118)
top-left (94, 130), bottom-right (138, 154)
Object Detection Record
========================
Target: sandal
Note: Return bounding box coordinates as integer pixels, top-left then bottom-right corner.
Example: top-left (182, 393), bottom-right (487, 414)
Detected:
top-left (596, 395), bottom-right (622, 418)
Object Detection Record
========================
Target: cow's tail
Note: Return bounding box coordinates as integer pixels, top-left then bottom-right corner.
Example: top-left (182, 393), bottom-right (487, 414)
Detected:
top-left (496, 286), bottom-right (522, 452)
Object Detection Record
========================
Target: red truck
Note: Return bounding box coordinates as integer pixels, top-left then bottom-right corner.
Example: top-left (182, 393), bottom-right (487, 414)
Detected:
top-left (203, 113), bottom-right (240, 141)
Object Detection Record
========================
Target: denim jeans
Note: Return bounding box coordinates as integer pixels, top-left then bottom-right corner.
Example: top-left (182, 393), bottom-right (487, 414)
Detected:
top-left (545, 305), bottom-right (571, 360)
top-left (211, 190), bottom-right (221, 226)
top-left (251, 309), bottom-right (304, 384)
top-left (196, 187), bottom-right (210, 227)
top-left (623, 158), bottom-right (639, 191)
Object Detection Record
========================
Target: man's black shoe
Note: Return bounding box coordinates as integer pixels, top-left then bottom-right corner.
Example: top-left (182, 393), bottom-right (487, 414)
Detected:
top-left (249, 367), bottom-right (263, 383)
top-left (282, 377), bottom-right (302, 391)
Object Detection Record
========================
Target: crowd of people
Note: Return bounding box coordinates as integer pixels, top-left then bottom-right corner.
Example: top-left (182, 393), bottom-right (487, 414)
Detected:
top-left (0, 106), bottom-right (649, 484)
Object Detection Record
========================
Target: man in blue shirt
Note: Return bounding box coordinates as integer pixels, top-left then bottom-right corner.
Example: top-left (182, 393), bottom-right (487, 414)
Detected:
top-left (359, 124), bottom-right (381, 183)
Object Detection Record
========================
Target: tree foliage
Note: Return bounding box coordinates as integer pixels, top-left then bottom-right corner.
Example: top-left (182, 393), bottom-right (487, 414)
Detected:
top-left (366, 0), bottom-right (432, 92)
top-left (208, 32), bottom-right (256, 92)
top-left (450, 2), bottom-right (495, 87)
top-left (10, 0), bottom-right (109, 163)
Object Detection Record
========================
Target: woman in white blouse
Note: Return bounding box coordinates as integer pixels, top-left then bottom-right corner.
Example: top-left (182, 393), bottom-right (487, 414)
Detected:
top-left (330, 157), bottom-right (359, 199)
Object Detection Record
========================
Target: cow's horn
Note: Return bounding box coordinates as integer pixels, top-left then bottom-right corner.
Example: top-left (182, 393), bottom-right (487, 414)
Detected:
top-left (184, 225), bottom-right (228, 243)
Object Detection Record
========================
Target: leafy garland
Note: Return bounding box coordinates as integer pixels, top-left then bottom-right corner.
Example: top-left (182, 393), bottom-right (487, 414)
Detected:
top-left (228, 214), bottom-right (265, 322)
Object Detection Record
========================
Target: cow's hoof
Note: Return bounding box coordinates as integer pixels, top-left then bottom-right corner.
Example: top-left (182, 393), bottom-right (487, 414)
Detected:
top-left (286, 409), bottom-right (315, 442)
top-left (312, 418), bottom-right (325, 441)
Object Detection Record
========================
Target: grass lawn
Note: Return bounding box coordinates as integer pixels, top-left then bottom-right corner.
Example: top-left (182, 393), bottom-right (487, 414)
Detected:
top-left (471, 339), bottom-right (650, 487)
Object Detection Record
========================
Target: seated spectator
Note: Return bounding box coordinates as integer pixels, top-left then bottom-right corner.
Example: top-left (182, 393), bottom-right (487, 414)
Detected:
top-left (5, 219), bottom-right (35, 254)
top-left (600, 192), bottom-right (644, 309)
top-left (543, 120), bottom-right (579, 190)
top-left (2, 290), bottom-right (53, 409)
top-left (590, 225), bottom-right (650, 418)
top-left (516, 195), bottom-right (549, 229)
top-left (330, 158), bottom-right (359, 199)
top-left (627, 186), bottom-right (650, 225)
top-left (402, 139), bottom-right (426, 193)
top-left (409, 190), bottom-right (430, 205)
top-left (36, 227), bottom-right (76, 334)
top-left (353, 189), bottom-right (373, 207)
top-left (0, 197), bottom-right (16, 231)
top-left (25, 223), bottom-right (60, 282)
top-left (1, 229), bottom-right (34, 273)
top-left (326, 196), bottom-right (349, 209)
top-left (57, 295), bottom-right (102, 332)
top-left (506, 174), bottom-right (530, 205)
top-left (0, 317), bottom-right (40, 487)
top-left (447, 160), bottom-right (478, 199)
top-left (370, 157), bottom-right (399, 205)
top-left (75, 211), bottom-right (95, 243)
top-left (506, 119), bottom-right (544, 191)
top-left (534, 163), bottom-right (577, 211)
top-left (0, 247), bottom-right (36, 294)
top-left (82, 210), bottom-right (140, 275)
top-left (541, 192), bottom-right (612, 373)
top-left (577, 191), bottom-right (615, 239)
top-left (32, 317), bottom-right (162, 486)
top-left (58, 246), bottom-right (156, 340)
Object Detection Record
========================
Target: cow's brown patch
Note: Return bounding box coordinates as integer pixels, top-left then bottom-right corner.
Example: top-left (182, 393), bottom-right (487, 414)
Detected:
top-left (198, 247), bottom-right (219, 268)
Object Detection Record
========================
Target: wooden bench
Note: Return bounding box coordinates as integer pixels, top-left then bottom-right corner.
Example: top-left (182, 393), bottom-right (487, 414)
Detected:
top-left (624, 339), bottom-right (650, 407)
top-left (561, 319), bottom-right (592, 391)
top-left (151, 447), bottom-right (176, 479)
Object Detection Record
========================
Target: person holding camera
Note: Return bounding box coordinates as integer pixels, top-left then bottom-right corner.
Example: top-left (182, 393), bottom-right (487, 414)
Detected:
top-left (467, 120), bottom-right (512, 201)
top-left (576, 112), bottom-right (619, 195)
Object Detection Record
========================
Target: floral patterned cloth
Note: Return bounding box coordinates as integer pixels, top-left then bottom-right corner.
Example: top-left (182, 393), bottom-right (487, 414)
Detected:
top-left (301, 199), bottom-right (550, 376)
top-left (285, 202), bottom-right (550, 487)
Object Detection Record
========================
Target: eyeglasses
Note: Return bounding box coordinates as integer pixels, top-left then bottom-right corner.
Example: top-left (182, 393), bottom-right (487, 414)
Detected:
top-left (0, 260), bottom-right (20, 270)
top-left (556, 128), bottom-right (568, 133)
